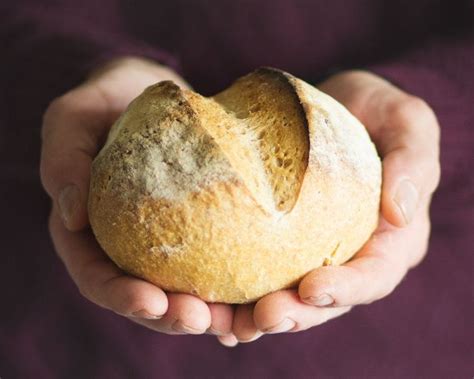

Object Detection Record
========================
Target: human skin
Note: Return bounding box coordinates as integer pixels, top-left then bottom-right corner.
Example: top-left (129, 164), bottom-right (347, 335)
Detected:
top-left (229, 70), bottom-right (440, 345)
top-left (39, 57), bottom-right (440, 347)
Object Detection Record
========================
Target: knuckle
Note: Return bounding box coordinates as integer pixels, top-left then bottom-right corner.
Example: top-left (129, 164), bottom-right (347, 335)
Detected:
top-left (388, 95), bottom-right (439, 132)
top-left (41, 93), bottom-right (75, 141)
top-left (409, 213), bottom-right (431, 269)
top-left (41, 102), bottom-right (58, 143)
top-left (376, 268), bottom-right (405, 302)
top-left (383, 130), bottom-right (441, 196)
top-left (360, 253), bottom-right (398, 303)
top-left (102, 277), bottom-right (156, 317)
top-left (75, 266), bottom-right (94, 302)
top-left (43, 94), bottom-right (70, 120)
top-left (42, 86), bottom-right (107, 142)
top-left (39, 152), bottom-right (51, 189)
top-left (409, 244), bottom-right (429, 270)
top-left (430, 160), bottom-right (442, 191)
top-left (413, 150), bottom-right (440, 195)
top-left (404, 96), bottom-right (430, 114)
top-left (390, 96), bottom-right (428, 118)
top-left (375, 279), bottom-right (398, 301)
top-left (366, 267), bottom-right (398, 302)
top-left (50, 91), bottom-right (78, 111)
top-left (75, 261), bottom-right (105, 306)
top-left (39, 151), bottom-right (69, 198)
top-left (117, 293), bottom-right (149, 316)
top-left (77, 283), bottom-right (93, 302)
top-left (43, 88), bottom-right (90, 125)
top-left (38, 145), bottom-right (64, 196)
top-left (43, 97), bottom-right (64, 120)
top-left (39, 163), bottom-right (52, 196)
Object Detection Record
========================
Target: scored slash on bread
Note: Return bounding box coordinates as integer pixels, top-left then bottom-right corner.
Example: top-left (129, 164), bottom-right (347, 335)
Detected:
top-left (88, 67), bottom-right (381, 304)
top-left (185, 67), bottom-right (310, 214)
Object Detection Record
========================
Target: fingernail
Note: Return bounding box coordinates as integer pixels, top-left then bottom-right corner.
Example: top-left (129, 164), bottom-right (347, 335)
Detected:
top-left (131, 309), bottom-right (162, 320)
top-left (58, 184), bottom-right (80, 227)
top-left (172, 320), bottom-right (205, 335)
top-left (262, 318), bottom-right (295, 334)
top-left (303, 293), bottom-right (334, 307)
top-left (238, 331), bottom-right (264, 342)
top-left (218, 334), bottom-right (239, 347)
top-left (393, 180), bottom-right (418, 225)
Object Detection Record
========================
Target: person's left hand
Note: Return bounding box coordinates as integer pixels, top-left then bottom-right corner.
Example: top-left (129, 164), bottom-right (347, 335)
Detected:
top-left (224, 70), bottom-right (440, 346)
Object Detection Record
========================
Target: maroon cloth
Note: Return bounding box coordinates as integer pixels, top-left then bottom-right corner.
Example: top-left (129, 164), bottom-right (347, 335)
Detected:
top-left (1, 1), bottom-right (473, 377)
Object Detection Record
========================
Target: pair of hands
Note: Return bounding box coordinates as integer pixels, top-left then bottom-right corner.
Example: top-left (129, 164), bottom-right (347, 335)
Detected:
top-left (40, 57), bottom-right (440, 347)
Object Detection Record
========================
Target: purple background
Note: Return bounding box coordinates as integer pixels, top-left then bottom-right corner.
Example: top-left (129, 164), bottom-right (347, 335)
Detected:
top-left (1, 0), bottom-right (473, 377)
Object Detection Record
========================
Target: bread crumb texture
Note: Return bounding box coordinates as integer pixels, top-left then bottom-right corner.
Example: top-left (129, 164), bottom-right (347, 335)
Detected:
top-left (88, 67), bottom-right (381, 303)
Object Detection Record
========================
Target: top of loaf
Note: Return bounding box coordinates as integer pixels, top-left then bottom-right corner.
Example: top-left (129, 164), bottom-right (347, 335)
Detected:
top-left (186, 67), bottom-right (310, 213)
top-left (93, 67), bottom-right (379, 217)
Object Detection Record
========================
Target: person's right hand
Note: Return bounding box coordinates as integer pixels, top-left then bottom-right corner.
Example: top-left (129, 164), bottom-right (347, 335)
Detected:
top-left (40, 57), bottom-right (238, 345)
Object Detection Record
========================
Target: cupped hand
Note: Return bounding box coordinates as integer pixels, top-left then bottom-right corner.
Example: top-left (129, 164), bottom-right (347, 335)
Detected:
top-left (230, 70), bottom-right (441, 345)
top-left (40, 57), bottom-right (236, 342)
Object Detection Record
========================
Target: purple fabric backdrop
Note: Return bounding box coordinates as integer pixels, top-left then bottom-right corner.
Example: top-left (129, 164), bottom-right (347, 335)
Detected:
top-left (1, 0), bottom-right (473, 377)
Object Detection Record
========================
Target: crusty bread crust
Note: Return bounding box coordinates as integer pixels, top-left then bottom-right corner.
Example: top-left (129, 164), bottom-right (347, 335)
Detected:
top-left (88, 67), bottom-right (381, 304)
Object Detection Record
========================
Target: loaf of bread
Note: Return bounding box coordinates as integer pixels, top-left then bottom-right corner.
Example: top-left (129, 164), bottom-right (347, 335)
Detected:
top-left (88, 67), bottom-right (381, 304)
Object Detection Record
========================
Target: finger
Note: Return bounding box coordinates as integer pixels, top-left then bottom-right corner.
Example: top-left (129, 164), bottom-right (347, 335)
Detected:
top-left (321, 73), bottom-right (441, 227)
top-left (207, 303), bottom-right (235, 336)
top-left (128, 318), bottom-right (185, 335)
top-left (160, 293), bottom-right (211, 334)
top-left (129, 294), bottom-right (212, 335)
top-left (49, 206), bottom-right (168, 318)
top-left (381, 145), bottom-right (440, 227)
top-left (299, 212), bottom-right (430, 307)
top-left (124, 294), bottom-right (212, 336)
top-left (232, 304), bottom-right (263, 343)
top-left (217, 334), bottom-right (239, 348)
top-left (254, 290), bottom-right (351, 333)
top-left (129, 293), bottom-right (211, 335)
top-left (127, 294), bottom-right (207, 335)
top-left (374, 96), bottom-right (440, 227)
top-left (40, 85), bottom-right (117, 231)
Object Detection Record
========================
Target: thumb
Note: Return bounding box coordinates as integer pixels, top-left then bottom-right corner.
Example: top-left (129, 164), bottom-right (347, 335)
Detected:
top-left (376, 96), bottom-right (441, 227)
top-left (40, 85), bottom-right (116, 231)
top-left (318, 71), bottom-right (440, 228)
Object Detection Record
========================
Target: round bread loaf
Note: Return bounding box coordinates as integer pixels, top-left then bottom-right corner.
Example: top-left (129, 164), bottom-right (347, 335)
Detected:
top-left (88, 67), bottom-right (382, 304)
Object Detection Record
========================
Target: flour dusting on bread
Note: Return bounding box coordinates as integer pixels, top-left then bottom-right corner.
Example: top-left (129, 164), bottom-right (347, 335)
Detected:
top-left (88, 67), bottom-right (382, 304)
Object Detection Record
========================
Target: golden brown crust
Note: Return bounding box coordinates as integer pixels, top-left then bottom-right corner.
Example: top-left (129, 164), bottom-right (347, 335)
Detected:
top-left (212, 67), bottom-right (310, 213)
top-left (88, 67), bottom-right (382, 304)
